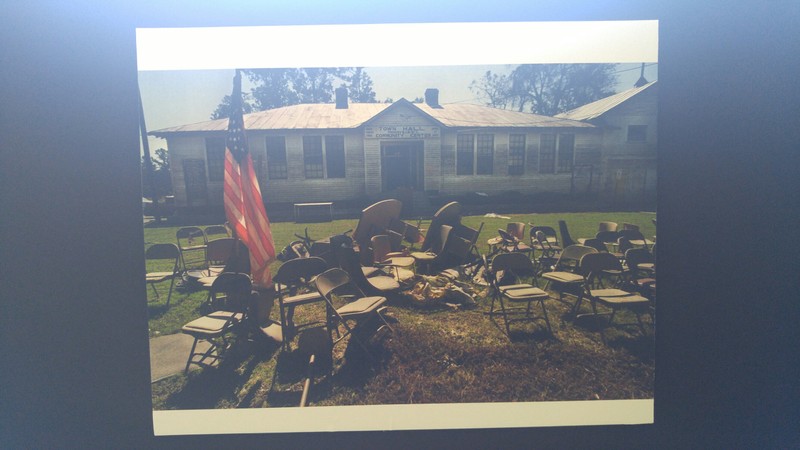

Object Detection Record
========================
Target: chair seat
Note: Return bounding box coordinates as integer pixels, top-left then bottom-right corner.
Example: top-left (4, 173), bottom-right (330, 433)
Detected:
top-left (591, 289), bottom-right (649, 306)
top-left (146, 272), bottom-right (175, 282)
top-left (337, 296), bottom-right (387, 316)
top-left (182, 311), bottom-right (243, 335)
top-left (411, 251), bottom-right (437, 263)
top-left (541, 271), bottom-right (584, 283)
top-left (638, 263), bottom-right (656, 272)
top-left (367, 275), bottom-right (400, 291)
top-left (500, 284), bottom-right (549, 300)
top-left (282, 291), bottom-right (324, 306)
top-left (378, 256), bottom-right (416, 267)
top-left (197, 276), bottom-right (217, 288)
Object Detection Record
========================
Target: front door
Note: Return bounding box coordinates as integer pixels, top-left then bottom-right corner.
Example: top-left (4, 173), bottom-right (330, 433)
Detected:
top-left (381, 141), bottom-right (424, 192)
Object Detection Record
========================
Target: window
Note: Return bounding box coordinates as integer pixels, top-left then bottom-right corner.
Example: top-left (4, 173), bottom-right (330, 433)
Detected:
top-left (508, 134), bottom-right (526, 175)
top-left (265, 136), bottom-right (287, 180)
top-left (456, 134), bottom-right (474, 175)
top-left (205, 137), bottom-right (226, 182)
top-left (557, 134), bottom-right (575, 173)
top-left (325, 136), bottom-right (346, 178)
top-left (457, 133), bottom-right (494, 175)
top-left (539, 134), bottom-right (556, 174)
top-left (476, 134), bottom-right (494, 175)
top-left (303, 136), bottom-right (324, 179)
top-left (628, 125), bottom-right (647, 142)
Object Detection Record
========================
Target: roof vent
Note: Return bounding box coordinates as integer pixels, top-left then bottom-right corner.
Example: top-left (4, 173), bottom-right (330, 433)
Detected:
top-left (424, 88), bottom-right (441, 108)
top-left (335, 87), bottom-right (348, 109)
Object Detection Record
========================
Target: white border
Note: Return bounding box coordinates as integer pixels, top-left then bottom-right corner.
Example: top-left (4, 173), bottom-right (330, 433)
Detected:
top-left (137, 21), bottom-right (658, 70)
top-left (154, 400), bottom-right (654, 435)
top-left (141, 20), bottom-right (657, 435)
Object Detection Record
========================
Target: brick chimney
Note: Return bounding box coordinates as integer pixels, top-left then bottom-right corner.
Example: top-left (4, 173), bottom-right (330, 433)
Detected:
top-left (424, 88), bottom-right (441, 108)
top-left (335, 86), bottom-right (348, 109)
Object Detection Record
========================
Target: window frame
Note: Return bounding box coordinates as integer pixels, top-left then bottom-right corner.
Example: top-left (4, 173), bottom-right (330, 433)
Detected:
top-left (205, 137), bottom-right (226, 182)
top-left (557, 133), bottom-right (575, 173)
top-left (539, 133), bottom-right (556, 174)
top-left (456, 133), bottom-right (474, 176)
top-left (508, 134), bottom-right (526, 176)
top-left (302, 136), bottom-right (324, 179)
top-left (324, 135), bottom-right (346, 179)
top-left (457, 132), bottom-right (495, 175)
top-left (265, 136), bottom-right (288, 180)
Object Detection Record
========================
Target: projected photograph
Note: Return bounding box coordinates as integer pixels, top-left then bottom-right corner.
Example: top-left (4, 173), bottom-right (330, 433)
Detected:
top-left (138, 21), bottom-right (658, 435)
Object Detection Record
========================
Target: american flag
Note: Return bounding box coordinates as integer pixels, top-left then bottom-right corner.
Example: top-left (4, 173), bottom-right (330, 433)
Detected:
top-left (223, 70), bottom-right (275, 288)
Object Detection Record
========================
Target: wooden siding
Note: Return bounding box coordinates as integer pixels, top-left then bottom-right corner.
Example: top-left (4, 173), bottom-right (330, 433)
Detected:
top-left (438, 129), bottom-right (602, 196)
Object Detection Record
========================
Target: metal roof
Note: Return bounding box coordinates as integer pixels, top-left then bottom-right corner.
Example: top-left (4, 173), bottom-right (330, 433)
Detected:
top-left (555, 81), bottom-right (657, 121)
top-left (150, 99), bottom-right (592, 137)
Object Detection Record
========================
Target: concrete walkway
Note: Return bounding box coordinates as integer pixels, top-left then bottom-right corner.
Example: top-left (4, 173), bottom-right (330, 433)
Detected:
top-left (149, 333), bottom-right (211, 382)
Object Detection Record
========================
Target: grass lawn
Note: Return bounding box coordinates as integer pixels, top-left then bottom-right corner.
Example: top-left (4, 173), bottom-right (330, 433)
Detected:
top-left (145, 211), bottom-right (656, 409)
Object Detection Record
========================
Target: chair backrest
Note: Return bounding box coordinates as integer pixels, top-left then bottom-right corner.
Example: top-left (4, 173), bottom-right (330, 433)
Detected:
top-left (582, 238), bottom-right (608, 253)
top-left (598, 221), bottom-right (618, 232)
top-left (204, 224), bottom-right (231, 239)
top-left (621, 222), bottom-right (640, 231)
top-left (206, 237), bottom-right (237, 265)
top-left (272, 256), bottom-right (328, 288)
top-left (579, 252), bottom-right (623, 283)
top-left (370, 235), bottom-right (393, 263)
top-left (530, 225), bottom-right (558, 242)
top-left (558, 220), bottom-right (576, 248)
top-left (617, 237), bottom-right (633, 254)
top-left (491, 252), bottom-right (536, 278)
top-left (314, 267), bottom-right (358, 300)
top-left (595, 230), bottom-right (620, 244)
top-left (176, 226), bottom-right (207, 248)
top-left (553, 245), bottom-right (597, 272)
top-left (506, 222), bottom-right (526, 240)
top-left (624, 248), bottom-right (653, 272)
top-left (618, 229), bottom-right (646, 241)
top-left (145, 243), bottom-right (180, 261)
top-left (210, 272), bottom-right (252, 311)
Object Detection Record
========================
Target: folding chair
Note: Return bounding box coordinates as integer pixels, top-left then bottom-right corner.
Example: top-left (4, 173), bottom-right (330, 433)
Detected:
top-left (485, 252), bottom-right (552, 337)
top-left (371, 234), bottom-right (416, 282)
top-left (144, 243), bottom-right (180, 307)
top-left (576, 252), bottom-right (652, 335)
top-left (540, 244), bottom-right (598, 310)
top-left (558, 220), bottom-right (577, 248)
top-left (623, 247), bottom-right (656, 302)
top-left (181, 272), bottom-right (251, 373)
top-left (272, 256), bottom-right (329, 351)
top-left (176, 226), bottom-right (207, 274)
top-left (314, 268), bottom-right (394, 363)
top-left (204, 224), bottom-right (231, 240)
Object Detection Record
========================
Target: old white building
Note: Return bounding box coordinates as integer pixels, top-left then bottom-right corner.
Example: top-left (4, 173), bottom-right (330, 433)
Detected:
top-left (152, 85), bottom-right (655, 213)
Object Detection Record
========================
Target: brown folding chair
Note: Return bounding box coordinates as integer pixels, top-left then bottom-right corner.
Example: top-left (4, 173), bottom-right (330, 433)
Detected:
top-left (485, 252), bottom-right (552, 337)
top-left (576, 252), bottom-right (652, 335)
top-left (314, 268), bottom-right (394, 363)
top-left (272, 256), bottom-right (329, 351)
top-left (181, 272), bottom-right (251, 372)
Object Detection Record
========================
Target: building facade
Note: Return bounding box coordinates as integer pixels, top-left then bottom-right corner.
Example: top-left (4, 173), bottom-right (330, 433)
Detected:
top-left (152, 85), bottom-right (656, 212)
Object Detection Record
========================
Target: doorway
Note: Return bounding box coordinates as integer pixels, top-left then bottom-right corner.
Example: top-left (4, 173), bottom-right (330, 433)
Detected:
top-left (380, 141), bottom-right (424, 192)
